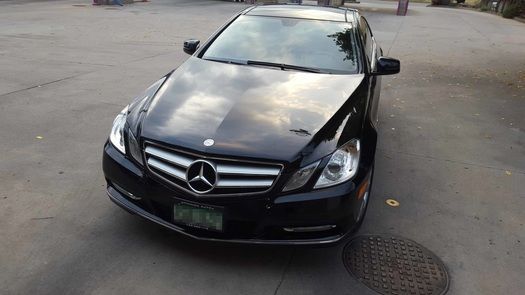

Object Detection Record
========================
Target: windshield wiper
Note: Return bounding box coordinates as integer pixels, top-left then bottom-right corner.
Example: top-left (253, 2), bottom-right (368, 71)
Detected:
top-left (202, 57), bottom-right (247, 65)
top-left (246, 60), bottom-right (329, 74)
top-left (203, 57), bottom-right (330, 74)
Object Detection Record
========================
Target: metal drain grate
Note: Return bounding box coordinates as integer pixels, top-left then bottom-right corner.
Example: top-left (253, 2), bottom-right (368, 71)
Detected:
top-left (343, 235), bottom-right (449, 295)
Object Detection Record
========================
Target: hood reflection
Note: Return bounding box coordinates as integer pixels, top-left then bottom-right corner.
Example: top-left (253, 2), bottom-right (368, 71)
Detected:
top-left (141, 57), bottom-right (364, 162)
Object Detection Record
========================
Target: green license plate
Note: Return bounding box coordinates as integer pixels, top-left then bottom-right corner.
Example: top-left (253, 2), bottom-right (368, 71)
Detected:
top-left (173, 201), bottom-right (223, 232)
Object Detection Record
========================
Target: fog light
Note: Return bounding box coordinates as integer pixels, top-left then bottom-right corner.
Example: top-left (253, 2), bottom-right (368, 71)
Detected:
top-left (113, 183), bottom-right (141, 200)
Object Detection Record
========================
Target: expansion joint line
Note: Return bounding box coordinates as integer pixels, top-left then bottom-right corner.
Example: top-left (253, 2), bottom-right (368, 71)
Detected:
top-left (273, 249), bottom-right (295, 295)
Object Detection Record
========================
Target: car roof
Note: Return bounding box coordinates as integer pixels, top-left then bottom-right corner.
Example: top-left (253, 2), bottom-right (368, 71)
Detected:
top-left (244, 4), bottom-right (357, 23)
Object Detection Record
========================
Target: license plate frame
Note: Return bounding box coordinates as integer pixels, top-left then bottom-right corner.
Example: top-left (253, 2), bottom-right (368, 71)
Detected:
top-left (173, 201), bottom-right (224, 232)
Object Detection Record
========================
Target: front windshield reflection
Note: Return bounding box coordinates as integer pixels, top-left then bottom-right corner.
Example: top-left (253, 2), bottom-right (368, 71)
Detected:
top-left (202, 15), bottom-right (359, 74)
top-left (327, 28), bottom-right (357, 64)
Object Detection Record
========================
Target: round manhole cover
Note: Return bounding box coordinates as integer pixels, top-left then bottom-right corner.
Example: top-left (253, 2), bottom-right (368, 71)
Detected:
top-left (343, 235), bottom-right (449, 295)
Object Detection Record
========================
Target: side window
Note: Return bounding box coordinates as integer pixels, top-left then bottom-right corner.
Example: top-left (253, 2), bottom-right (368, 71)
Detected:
top-left (359, 17), bottom-right (374, 64)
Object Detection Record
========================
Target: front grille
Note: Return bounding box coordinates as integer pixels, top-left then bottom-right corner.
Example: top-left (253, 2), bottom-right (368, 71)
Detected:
top-left (143, 142), bottom-right (283, 196)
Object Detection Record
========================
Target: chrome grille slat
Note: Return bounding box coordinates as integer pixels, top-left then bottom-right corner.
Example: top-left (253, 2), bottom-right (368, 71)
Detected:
top-left (145, 146), bottom-right (193, 168)
top-left (148, 158), bottom-right (186, 181)
top-left (216, 179), bottom-right (273, 188)
top-left (143, 143), bottom-right (283, 196)
top-left (216, 164), bottom-right (280, 176)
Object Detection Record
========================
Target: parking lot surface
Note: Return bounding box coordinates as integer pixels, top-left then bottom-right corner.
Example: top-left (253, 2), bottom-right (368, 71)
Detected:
top-left (1, 0), bottom-right (524, 294)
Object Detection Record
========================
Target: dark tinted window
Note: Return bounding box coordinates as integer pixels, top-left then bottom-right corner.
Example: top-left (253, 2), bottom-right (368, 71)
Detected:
top-left (359, 16), bottom-right (373, 62)
top-left (202, 15), bottom-right (359, 74)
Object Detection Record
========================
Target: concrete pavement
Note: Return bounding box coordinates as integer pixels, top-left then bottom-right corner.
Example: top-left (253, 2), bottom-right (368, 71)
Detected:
top-left (1, 0), bottom-right (524, 294)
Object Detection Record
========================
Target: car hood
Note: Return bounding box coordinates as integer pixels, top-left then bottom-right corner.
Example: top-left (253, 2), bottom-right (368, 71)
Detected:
top-left (141, 57), bottom-right (364, 163)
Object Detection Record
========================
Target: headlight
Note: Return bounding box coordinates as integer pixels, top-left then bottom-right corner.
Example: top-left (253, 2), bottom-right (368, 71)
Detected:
top-left (109, 106), bottom-right (128, 154)
top-left (282, 161), bottom-right (320, 192)
top-left (127, 128), bottom-right (143, 165)
top-left (314, 139), bottom-right (360, 189)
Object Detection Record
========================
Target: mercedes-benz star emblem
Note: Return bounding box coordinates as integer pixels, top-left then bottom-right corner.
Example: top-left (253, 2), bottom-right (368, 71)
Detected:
top-left (186, 160), bottom-right (218, 194)
top-left (203, 139), bottom-right (214, 147)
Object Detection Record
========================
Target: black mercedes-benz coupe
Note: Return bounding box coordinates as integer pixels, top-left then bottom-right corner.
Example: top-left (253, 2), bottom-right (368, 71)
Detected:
top-left (102, 4), bottom-right (399, 245)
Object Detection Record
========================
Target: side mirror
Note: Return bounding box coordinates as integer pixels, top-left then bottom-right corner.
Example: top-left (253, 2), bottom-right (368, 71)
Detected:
top-left (373, 57), bottom-right (400, 75)
top-left (183, 39), bottom-right (200, 55)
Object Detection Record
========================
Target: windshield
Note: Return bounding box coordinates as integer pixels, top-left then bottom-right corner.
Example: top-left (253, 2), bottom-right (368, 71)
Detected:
top-left (201, 15), bottom-right (359, 74)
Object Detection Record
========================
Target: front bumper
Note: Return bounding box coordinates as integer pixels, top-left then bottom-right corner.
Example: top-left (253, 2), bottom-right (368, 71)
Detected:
top-left (103, 142), bottom-right (370, 245)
